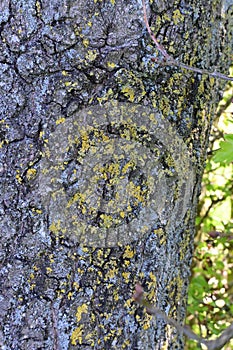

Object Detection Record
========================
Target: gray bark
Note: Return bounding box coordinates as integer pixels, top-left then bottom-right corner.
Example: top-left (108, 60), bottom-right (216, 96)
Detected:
top-left (0, 0), bottom-right (232, 349)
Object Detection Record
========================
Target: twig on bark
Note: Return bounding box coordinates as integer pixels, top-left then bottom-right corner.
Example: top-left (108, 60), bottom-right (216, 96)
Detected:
top-left (133, 283), bottom-right (233, 350)
top-left (142, 0), bottom-right (233, 82)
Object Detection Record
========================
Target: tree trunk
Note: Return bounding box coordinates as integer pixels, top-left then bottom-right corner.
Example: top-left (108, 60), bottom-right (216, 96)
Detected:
top-left (0, 0), bottom-right (231, 349)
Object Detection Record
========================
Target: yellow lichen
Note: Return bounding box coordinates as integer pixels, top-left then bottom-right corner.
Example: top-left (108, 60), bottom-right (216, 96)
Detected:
top-left (85, 50), bottom-right (98, 61)
top-left (73, 282), bottom-right (79, 290)
top-left (16, 170), bottom-right (22, 184)
top-left (124, 298), bottom-right (132, 308)
top-left (143, 319), bottom-right (152, 330)
top-left (107, 61), bottom-right (116, 68)
top-left (71, 325), bottom-right (83, 345)
top-left (49, 220), bottom-right (66, 235)
top-left (82, 38), bottom-right (89, 47)
top-left (31, 208), bottom-right (42, 214)
top-left (123, 245), bottom-right (135, 259)
top-left (172, 9), bottom-right (184, 25)
top-left (61, 70), bottom-right (69, 76)
top-left (26, 168), bottom-right (37, 180)
top-left (67, 292), bottom-right (73, 300)
top-left (106, 268), bottom-right (117, 279)
top-left (56, 117), bottom-right (66, 125)
top-left (99, 214), bottom-right (113, 228)
top-left (149, 272), bottom-right (157, 283)
top-left (46, 267), bottom-right (53, 274)
top-left (76, 304), bottom-right (88, 322)
top-left (121, 86), bottom-right (135, 102)
top-left (64, 81), bottom-right (72, 87)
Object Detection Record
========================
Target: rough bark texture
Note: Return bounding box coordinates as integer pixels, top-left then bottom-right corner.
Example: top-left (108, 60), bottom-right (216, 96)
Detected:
top-left (0, 0), bottom-right (232, 349)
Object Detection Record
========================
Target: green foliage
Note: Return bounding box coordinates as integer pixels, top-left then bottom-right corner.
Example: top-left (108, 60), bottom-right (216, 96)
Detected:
top-left (213, 134), bottom-right (233, 164)
top-left (186, 72), bottom-right (233, 349)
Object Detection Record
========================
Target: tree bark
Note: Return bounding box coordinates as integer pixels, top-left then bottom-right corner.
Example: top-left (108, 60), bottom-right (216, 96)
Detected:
top-left (0, 0), bottom-right (232, 349)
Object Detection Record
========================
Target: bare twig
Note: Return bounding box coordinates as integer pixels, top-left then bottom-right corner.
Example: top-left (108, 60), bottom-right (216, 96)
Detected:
top-left (142, 0), bottom-right (173, 61)
top-left (133, 283), bottom-right (233, 350)
top-left (142, 0), bottom-right (233, 82)
top-left (216, 93), bottom-right (233, 118)
top-left (198, 180), bottom-right (233, 227)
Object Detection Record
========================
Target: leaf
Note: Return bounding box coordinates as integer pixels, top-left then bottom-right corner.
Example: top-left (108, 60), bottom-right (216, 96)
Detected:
top-left (213, 134), bottom-right (233, 164)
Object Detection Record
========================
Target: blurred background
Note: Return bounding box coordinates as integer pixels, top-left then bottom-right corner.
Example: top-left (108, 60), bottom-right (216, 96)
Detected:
top-left (186, 67), bottom-right (233, 350)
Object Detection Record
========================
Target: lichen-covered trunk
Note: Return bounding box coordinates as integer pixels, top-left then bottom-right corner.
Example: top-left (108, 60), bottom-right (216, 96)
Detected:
top-left (0, 0), bottom-right (231, 349)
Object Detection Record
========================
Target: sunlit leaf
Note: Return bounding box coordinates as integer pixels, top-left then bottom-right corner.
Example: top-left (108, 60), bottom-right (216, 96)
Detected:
top-left (213, 134), bottom-right (233, 164)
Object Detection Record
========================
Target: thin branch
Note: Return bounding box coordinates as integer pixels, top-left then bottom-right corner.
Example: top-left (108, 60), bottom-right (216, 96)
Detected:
top-left (142, 0), bottom-right (233, 82)
top-left (198, 181), bottom-right (233, 227)
top-left (133, 284), bottom-right (233, 350)
top-left (216, 93), bottom-right (233, 118)
top-left (198, 195), bottom-right (226, 227)
top-left (142, 0), bottom-right (173, 61)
